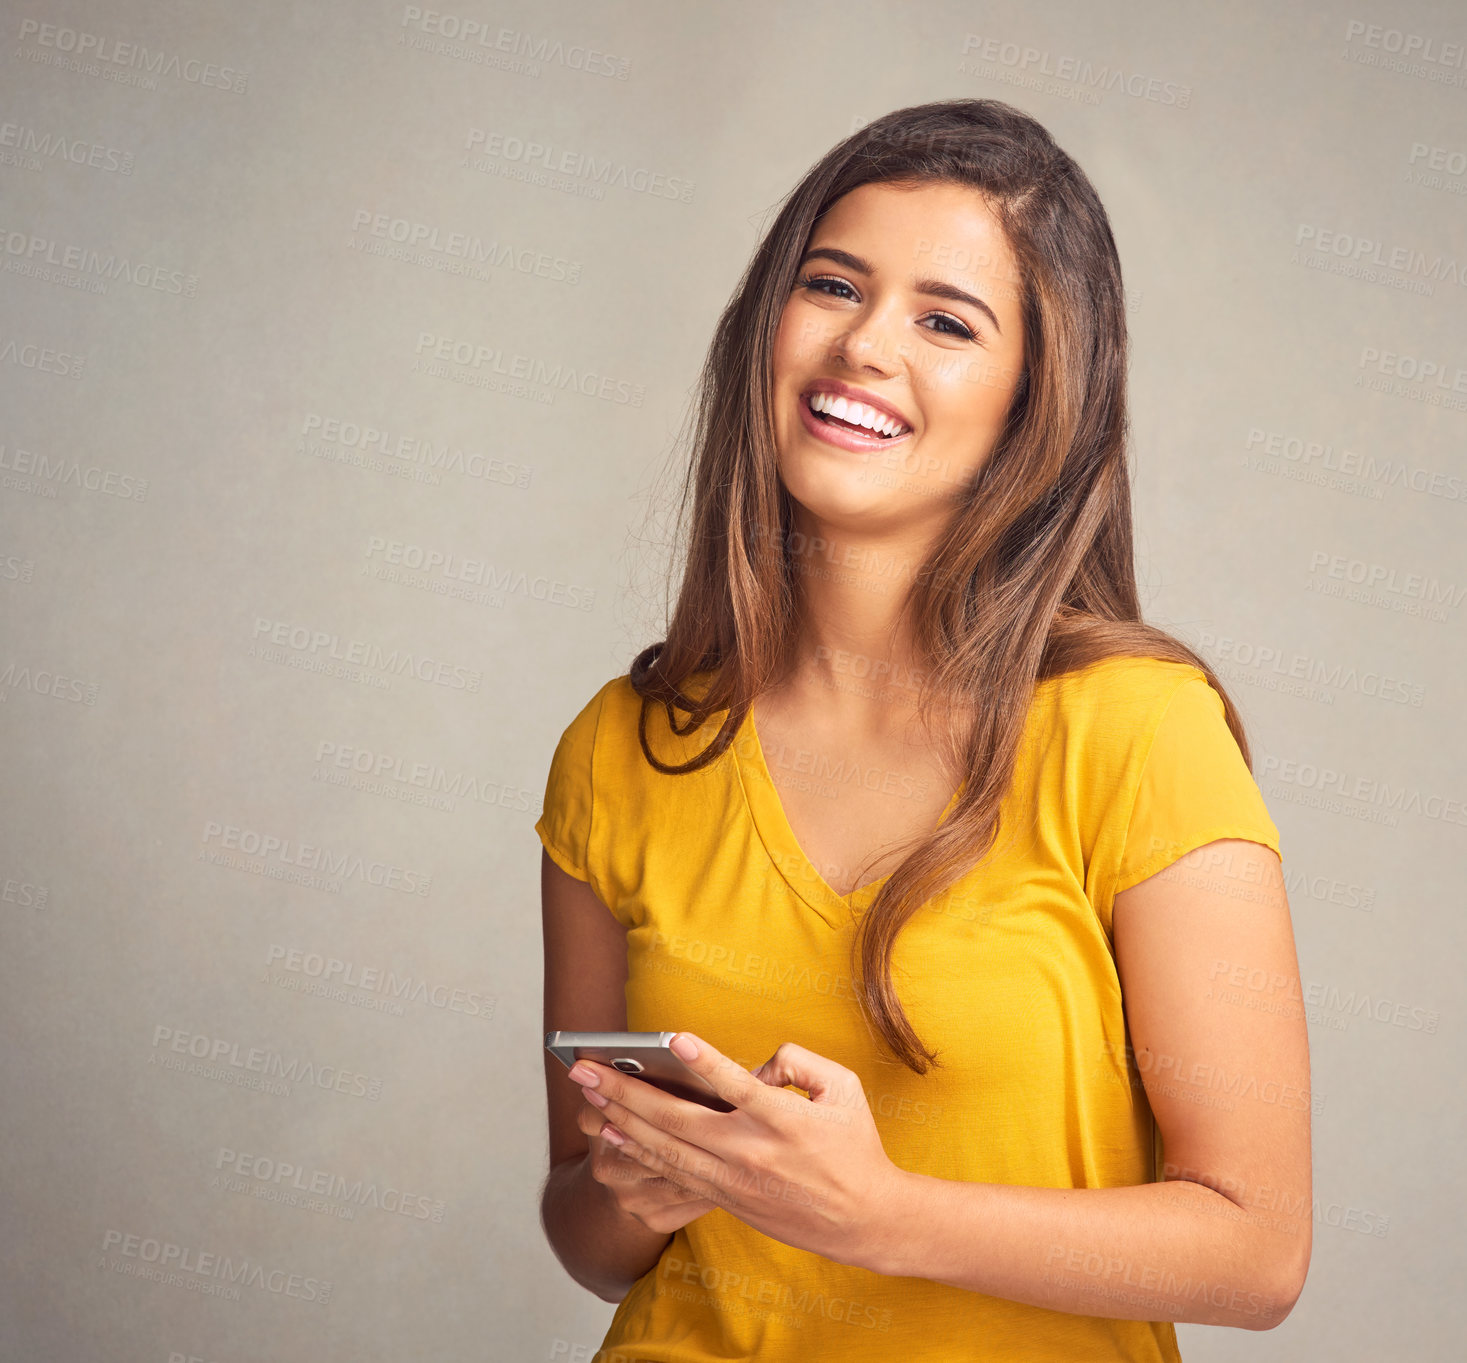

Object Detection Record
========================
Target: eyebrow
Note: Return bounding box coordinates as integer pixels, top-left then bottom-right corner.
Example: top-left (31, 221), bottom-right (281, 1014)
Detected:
top-left (798, 246), bottom-right (1003, 335)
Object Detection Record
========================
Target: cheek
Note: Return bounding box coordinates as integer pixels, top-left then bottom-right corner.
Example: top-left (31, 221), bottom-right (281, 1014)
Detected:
top-left (775, 304), bottom-right (830, 371)
top-left (936, 364), bottom-right (1015, 442)
top-left (914, 384), bottom-right (1011, 491)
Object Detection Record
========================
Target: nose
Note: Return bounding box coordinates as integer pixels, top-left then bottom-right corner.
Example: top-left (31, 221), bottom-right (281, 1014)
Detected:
top-left (824, 305), bottom-right (902, 380)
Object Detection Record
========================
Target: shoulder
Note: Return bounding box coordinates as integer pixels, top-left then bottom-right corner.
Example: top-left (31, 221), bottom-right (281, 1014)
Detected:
top-left (1036, 654), bottom-right (1209, 733)
top-left (550, 672), bottom-right (624, 743)
top-left (552, 666), bottom-right (724, 765)
top-left (540, 674), bottom-right (632, 788)
top-left (1025, 656), bottom-right (1228, 806)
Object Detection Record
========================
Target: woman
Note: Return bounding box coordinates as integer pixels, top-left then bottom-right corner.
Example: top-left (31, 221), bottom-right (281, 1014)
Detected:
top-left (536, 98), bottom-right (1311, 1361)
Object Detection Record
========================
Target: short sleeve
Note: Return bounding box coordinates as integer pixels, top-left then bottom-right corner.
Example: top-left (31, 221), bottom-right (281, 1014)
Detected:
top-left (533, 684), bottom-right (608, 884)
top-left (1115, 677), bottom-right (1282, 895)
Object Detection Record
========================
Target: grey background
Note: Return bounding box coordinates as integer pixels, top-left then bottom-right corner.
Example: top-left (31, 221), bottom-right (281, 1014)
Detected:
top-left (1, 1), bottom-right (1463, 1359)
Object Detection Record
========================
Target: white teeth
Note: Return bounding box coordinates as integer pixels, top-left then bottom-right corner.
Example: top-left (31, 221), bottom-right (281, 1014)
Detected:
top-left (807, 390), bottom-right (909, 437)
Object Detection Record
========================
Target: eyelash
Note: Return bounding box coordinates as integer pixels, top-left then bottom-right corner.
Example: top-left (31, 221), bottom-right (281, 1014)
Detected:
top-left (794, 272), bottom-right (982, 342)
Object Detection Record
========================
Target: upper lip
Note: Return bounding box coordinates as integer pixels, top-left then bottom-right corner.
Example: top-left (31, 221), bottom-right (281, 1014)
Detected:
top-left (800, 378), bottom-right (912, 433)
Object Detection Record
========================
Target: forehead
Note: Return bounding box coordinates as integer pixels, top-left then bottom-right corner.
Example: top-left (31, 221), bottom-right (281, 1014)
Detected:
top-left (808, 180), bottom-right (1020, 291)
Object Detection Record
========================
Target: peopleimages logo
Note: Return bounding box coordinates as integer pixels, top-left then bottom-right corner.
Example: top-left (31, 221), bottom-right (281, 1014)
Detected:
top-left (1294, 223), bottom-right (1467, 291)
top-left (0, 437), bottom-right (149, 499)
top-left (1343, 19), bottom-right (1467, 70)
top-left (1205, 961), bottom-right (1441, 1034)
top-left (0, 333), bottom-right (85, 378)
top-left (99, 1230), bottom-right (328, 1302)
top-left (410, 331), bottom-right (643, 405)
top-left (0, 118), bottom-right (135, 174)
top-left (348, 208), bottom-right (580, 281)
top-left (1304, 551), bottom-right (1466, 622)
top-left (248, 616), bottom-right (484, 691)
top-left (1258, 751), bottom-right (1467, 829)
top-left (149, 1024), bottom-right (385, 1100)
top-left (200, 820), bottom-right (432, 896)
top-left (265, 944), bottom-right (497, 1020)
top-left (364, 535), bottom-right (597, 611)
top-left (298, 413), bottom-right (532, 487)
top-left (0, 658), bottom-right (99, 706)
top-left (0, 224), bottom-right (199, 296)
top-left (396, 7), bottom-right (631, 79)
top-left (312, 738), bottom-right (533, 813)
top-left (1245, 427), bottom-right (1466, 505)
top-left (15, 20), bottom-right (249, 91)
top-left (1196, 626), bottom-right (1425, 707)
top-left (957, 34), bottom-right (1192, 107)
top-left (462, 128), bottom-right (695, 201)
top-left (213, 1146), bottom-right (447, 1222)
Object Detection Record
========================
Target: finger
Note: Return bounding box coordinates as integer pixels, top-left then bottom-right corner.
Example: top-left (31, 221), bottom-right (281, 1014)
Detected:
top-left (644, 1171), bottom-right (706, 1204)
top-left (750, 1042), bottom-right (868, 1112)
top-left (578, 1090), bottom-right (729, 1201)
top-left (576, 1104), bottom-right (606, 1142)
top-left (575, 1058), bottom-right (725, 1145)
top-left (644, 1173), bottom-right (682, 1194)
top-left (577, 1102), bottom-right (633, 1150)
top-left (586, 1096), bottom-right (716, 1186)
top-left (602, 1149), bottom-right (660, 1190)
top-left (577, 1102), bottom-right (649, 1180)
top-left (613, 1127), bottom-right (736, 1211)
top-left (663, 1032), bottom-right (768, 1114)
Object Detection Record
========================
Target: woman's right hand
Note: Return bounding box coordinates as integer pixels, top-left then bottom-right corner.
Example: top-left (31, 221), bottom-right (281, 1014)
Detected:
top-left (577, 1102), bottom-right (719, 1234)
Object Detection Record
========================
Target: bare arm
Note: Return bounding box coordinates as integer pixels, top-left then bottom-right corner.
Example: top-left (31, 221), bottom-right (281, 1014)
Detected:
top-left (538, 848), bottom-right (676, 1303)
top-left (556, 839), bottom-right (1311, 1328)
top-left (861, 838), bottom-right (1313, 1328)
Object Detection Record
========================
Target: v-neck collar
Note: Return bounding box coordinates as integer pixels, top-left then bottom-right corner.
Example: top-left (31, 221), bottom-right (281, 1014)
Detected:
top-left (730, 700), bottom-right (964, 928)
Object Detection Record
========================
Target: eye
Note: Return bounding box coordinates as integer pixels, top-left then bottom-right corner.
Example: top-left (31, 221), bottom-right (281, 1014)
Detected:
top-left (795, 272), bottom-right (856, 301)
top-left (921, 312), bottom-right (981, 343)
top-left (794, 275), bottom-right (982, 343)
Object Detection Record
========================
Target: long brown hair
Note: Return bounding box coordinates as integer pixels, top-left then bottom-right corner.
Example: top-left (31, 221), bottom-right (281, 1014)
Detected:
top-left (626, 97), bottom-right (1254, 1075)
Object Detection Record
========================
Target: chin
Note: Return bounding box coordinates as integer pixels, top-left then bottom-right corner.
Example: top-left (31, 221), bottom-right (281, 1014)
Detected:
top-left (779, 459), bottom-right (898, 523)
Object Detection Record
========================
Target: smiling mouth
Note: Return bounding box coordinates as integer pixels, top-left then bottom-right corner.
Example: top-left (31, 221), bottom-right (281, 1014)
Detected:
top-left (804, 390), bottom-right (910, 439)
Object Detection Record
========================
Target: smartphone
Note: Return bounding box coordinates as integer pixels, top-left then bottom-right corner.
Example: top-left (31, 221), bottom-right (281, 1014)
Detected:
top-left (545, 1030), bottom-right (736, 1112)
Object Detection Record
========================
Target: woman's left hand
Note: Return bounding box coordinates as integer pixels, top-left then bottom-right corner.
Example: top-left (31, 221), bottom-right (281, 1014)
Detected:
top-left (569, 1032), bottom-right (910, 1269)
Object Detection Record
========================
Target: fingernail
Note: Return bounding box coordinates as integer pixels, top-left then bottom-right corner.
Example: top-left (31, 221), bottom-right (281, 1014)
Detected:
top-left (601, 1124), bottom-right (626, 1146)
top-left (670, 1034), bottom-right (698, 1061)
top-left (583, 1086), bottom-right (608, 1108)
top-left (568, 1064), bottom-right (596, 1085)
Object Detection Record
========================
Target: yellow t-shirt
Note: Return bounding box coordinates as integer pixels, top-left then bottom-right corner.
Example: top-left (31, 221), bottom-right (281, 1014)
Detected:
top-left (535, 655), bottom-right (1283, 1362)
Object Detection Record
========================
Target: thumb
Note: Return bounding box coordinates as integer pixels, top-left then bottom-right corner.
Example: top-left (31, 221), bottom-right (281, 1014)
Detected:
top-left (751, 1042), bottom-right (867, 1112)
